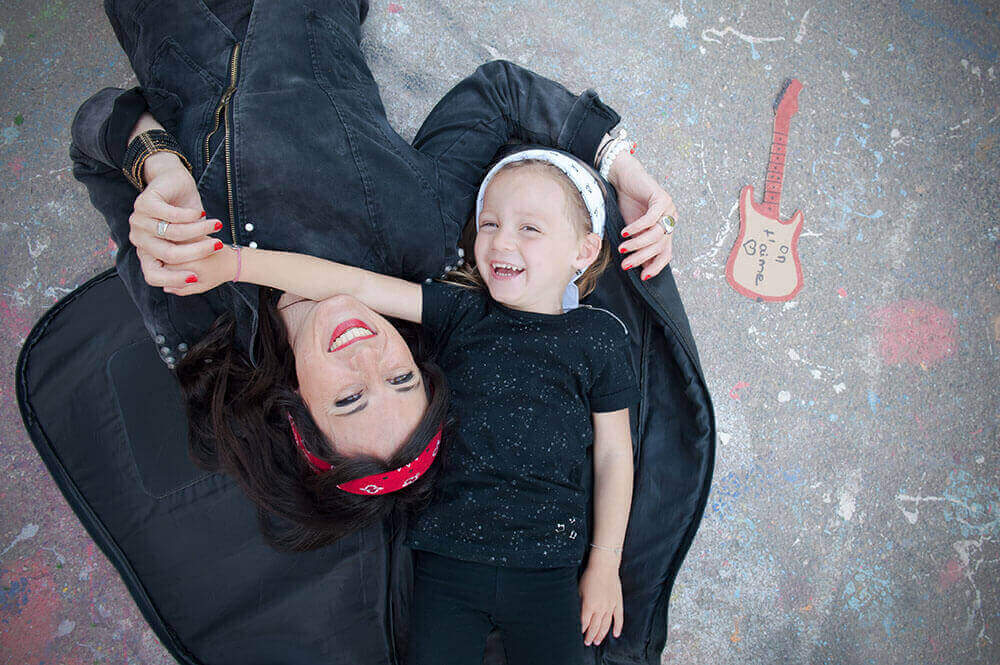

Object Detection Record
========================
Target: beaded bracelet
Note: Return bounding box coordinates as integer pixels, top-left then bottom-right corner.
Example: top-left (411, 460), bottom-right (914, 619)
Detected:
top-left (123, 129), bottom-right (193, 191)
top-left (599, 130), bottom-right (632, 181)
top-left (595, 126), bottom-right (627, 168)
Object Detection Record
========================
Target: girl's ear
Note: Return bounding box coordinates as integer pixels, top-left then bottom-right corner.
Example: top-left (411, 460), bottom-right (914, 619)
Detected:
top-left (573, 232), bottom-right (602, 273)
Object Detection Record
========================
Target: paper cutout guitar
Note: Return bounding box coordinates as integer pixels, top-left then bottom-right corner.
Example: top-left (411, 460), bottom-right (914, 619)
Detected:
top-left (726, 78), bottom-right (805, 301)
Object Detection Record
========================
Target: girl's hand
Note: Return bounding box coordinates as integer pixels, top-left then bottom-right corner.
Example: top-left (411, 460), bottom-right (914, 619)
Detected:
top-left (129, 152), bottom-right (226, 288)
top-left (578, 556), bottom-right (624, 647)
top-left (607, 152), bottom-right (678, 281)
top-left (158, 245), bottom-right (240, 296)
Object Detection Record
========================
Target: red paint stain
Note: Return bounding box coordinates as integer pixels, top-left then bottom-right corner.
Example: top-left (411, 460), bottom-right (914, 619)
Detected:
top-left (939, 558), bottom-right (965, 590)
top-left (1, 552), bottom-right (62, 662)
top-left (872, 300), bottom-right (957, 366)
top-left (8, 158), bottom-right (24, 177)
top-left (388, 3), bottom-right (403, 12)
top-left (0, 298), bottom-right (32, 339)
top-left (729, 381), bottom-right (750, 400)
top-left (90, 236), bottom-right (117, 261)
top-left (837, 287), bottom-right (847, 297)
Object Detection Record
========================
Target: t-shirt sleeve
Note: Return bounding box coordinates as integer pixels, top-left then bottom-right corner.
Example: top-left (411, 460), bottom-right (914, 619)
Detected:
top-left (420, 281), bottom-right (482, 349)
top-left (588, 321), bottom-right (640, 413)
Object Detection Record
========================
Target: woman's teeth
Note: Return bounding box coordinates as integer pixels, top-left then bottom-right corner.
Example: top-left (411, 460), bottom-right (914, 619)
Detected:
top-left (329, 326), bottom-right (375, 351)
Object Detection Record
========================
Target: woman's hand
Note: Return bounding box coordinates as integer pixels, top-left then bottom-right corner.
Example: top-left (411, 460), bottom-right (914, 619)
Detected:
top-left (160, 245), bottom-right (239, 296)
top-left (578, 555), bottom-right (624, 647)
top-left (607, 152), bottom-right (678, 281)
top-left (129, 152), bottom-right (226, 288)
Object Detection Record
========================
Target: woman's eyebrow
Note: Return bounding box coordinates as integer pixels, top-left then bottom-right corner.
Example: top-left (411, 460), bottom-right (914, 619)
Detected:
top-left (336, 401), bottom-right (368, 416)
top-left (334, 380), bottom-right (418, 416)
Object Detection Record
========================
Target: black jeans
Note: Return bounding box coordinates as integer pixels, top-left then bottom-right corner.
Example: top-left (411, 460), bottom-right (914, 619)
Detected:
top-left (408, 551), bottom-right (585, 665)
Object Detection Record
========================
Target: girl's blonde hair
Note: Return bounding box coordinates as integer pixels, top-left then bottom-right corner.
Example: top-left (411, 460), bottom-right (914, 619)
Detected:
top-left (444, 158), bottom-right (613, 299)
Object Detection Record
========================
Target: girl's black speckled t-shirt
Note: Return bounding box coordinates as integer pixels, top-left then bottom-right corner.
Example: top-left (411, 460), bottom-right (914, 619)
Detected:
top-left (406, 281), bottom-right (639, 568)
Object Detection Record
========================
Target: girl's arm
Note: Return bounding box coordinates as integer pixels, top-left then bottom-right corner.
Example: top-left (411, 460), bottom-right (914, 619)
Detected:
top-left (165, 246), bottom-right (424, 324)
top-left (578, 407), bottom-right (634, 646)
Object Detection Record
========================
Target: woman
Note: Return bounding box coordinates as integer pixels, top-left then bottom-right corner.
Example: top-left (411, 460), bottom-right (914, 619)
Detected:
top-left (74, 0), bottom-right (677, 549)
top-left (48, 0), bottom-right (713, 662)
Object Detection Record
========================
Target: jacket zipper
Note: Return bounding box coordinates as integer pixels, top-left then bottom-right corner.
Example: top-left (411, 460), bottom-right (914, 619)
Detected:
top-left (203, 42), bottom-right (241, 245)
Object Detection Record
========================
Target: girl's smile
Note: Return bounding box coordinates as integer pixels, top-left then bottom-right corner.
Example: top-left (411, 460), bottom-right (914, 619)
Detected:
top-left (475, 168), bottom-right (595, 314)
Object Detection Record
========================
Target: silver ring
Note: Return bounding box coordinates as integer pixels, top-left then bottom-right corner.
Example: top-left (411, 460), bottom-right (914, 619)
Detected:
top-left (156, 221), bottom-right (170, 237)
top-left (658, 215), bottom-right (676, 235)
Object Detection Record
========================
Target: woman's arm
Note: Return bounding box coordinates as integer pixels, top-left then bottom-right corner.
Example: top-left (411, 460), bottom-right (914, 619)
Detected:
top-left (413, 61), bottom-right (677, 280)
top-left (578, 407), bottom-right (634, 647)
top-left (163, 247), bottom-right (424, 324)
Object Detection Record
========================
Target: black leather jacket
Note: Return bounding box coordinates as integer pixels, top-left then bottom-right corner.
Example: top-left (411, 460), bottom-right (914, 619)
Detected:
top-left (62, 1), bottom-right (716, 663)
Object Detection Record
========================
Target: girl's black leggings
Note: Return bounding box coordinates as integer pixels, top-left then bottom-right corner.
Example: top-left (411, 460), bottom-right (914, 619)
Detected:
top-left (407, 550), bottom-right (586, 665)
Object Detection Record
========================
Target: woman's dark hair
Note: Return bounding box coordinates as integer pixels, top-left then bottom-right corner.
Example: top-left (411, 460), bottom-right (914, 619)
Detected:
top-left (174, 287), bottom-right (449, 551)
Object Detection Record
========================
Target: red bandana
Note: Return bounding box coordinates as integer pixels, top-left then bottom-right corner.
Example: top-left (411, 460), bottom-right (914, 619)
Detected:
top-left (286, 413), bottom-right (442, 495)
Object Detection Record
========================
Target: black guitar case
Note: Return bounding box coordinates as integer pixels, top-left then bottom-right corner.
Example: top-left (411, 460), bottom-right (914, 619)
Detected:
top-left (17, 262), bottom-right (715, 664)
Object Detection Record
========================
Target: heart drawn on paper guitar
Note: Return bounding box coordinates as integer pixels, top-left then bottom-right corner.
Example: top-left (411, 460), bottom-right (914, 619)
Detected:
top-left (725, 78), bottom-right (805, 301)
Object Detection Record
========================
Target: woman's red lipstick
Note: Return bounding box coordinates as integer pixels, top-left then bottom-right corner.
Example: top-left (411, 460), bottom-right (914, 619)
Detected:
top-left (328, 319), bottom-right (376, 352)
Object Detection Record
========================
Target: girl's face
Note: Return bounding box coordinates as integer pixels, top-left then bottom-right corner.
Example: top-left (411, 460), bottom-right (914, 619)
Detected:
top-left (279, 294), bottom-right (428, 461)
top-left (474, 168), bottom-right (598, 314)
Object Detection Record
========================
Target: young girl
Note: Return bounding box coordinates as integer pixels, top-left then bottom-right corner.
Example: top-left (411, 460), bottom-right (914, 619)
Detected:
top-left (171, 148), bottom-right (638, 662)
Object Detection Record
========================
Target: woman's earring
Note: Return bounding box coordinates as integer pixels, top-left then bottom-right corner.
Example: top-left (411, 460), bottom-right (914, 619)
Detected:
top-left (574, 268), bottom-right (583, 278)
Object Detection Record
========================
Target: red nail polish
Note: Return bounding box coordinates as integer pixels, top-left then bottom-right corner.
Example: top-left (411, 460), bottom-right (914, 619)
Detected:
top-left (619, 246), bottom-right (627, 254)
top-left (623, 263), bottom-right (632, 270)
top-left (214, 241), bottom-right (224, 251)
top-left (185, 275), bottom-right (198, 284)
top-left (621, 231), bottom-right (629, 238)
top-left (200, 210), bottom-right (206, 218)
top-left (213, 221), bottom-right (223, 231)
top-left (642, 274), bottom-right (650, 281)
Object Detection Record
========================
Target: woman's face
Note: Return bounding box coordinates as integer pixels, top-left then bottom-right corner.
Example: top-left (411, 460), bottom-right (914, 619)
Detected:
top-left (280, 294), bottom-right (428, 461)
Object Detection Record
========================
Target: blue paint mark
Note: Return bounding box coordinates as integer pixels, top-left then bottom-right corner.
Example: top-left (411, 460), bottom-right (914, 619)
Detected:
top-left (846, 46), bottom-right (859, 56)
top-left (0, 577), bottom-right (30, 618)
top-left (857, 230), bottom-right (864, 241)
top-left (750, 41), bottom-right (760, 60)
top-left (867, 390), bottom-right (880, 415)
top-left (829, 413), bottom-right (838, 422)
top-left (854, 132), bottom-right (868, 148)
top-left (887, 43), bottom-right (894, 52)
top-left (899, 0), bottom-right (998, 62)
top-left (900, 188), bottom-right (907, 197)
top-left (857, 96), bottom-right (871, 105)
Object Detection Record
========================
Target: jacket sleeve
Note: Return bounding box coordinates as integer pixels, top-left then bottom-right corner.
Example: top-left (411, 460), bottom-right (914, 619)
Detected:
top-left (71, 86), bottom-right (150, 170)
top-left (411, 60), bottom-right (621, 229)
top-left (70, 91), bottom-right (220, 367)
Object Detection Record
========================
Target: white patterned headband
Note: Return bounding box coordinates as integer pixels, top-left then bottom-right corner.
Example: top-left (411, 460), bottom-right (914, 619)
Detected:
top-left (474, 149), bottom-right (606, 238)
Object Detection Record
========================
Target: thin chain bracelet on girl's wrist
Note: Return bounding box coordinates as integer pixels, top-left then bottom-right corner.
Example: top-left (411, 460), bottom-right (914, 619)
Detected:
top-left (590, 542), bottom-right (623, 554)
top-left (232, 245), bottom-right (243, 283)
